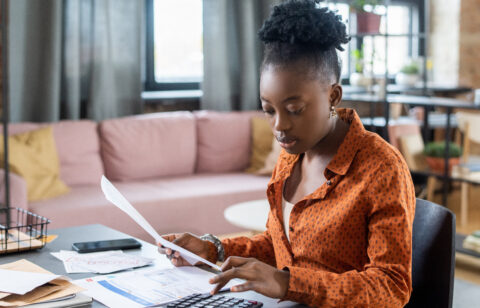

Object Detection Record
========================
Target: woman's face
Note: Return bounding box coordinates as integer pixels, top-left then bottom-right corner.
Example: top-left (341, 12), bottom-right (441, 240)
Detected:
top-left (260, 64), bottom-right (341, 155)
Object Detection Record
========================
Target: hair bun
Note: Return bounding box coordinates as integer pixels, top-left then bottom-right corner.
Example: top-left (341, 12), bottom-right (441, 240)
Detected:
top-left (258, 0), bottom-right (349, 51)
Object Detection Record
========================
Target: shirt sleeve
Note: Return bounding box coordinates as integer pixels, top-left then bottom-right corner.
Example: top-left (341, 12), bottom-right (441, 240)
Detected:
top-left (283, 160), bottom-right (416, 307)
top-left (221, 223), bottom-right (276, 266)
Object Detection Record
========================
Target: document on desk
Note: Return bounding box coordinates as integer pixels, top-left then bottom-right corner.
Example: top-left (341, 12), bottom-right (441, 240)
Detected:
top-left (101, 175), bottom-right (221, 271)
top-left (74, 266), bottom-right (240, 308)
top-left (51, 250), bottom-right (154, 274)
top-left (0, 269), bottom-right (60, 295)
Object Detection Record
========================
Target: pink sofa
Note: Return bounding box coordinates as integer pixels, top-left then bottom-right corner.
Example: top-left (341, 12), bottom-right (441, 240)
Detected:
top-left (2, 111), bottom-right (270, 242)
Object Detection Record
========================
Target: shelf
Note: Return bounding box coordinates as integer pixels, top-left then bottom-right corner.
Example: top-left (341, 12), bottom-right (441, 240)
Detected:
top-left (349, 33), bottom-right (427, 38)
top-left (360, 113), bottom-right (458, 129)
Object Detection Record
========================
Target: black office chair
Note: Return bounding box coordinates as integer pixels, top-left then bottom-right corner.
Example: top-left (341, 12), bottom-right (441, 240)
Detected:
top-left (405, 198), bottom-right (456, 308)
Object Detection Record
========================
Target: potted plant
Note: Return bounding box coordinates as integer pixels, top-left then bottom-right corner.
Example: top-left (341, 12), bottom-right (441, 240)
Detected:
top-left (395, 60), bottom-right (420, 86)
top-left (349, 46), bottom-right (373, 87)
top-left (350, 0), bottom-right (383, 34)
top-left (349, 48), bottom-right (365, 86)
top-left (424, 141), bottom-right (462, 175)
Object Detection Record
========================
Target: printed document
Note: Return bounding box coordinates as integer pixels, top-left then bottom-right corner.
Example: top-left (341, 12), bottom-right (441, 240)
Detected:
top-left (101, 175), bottom-right (221, 270)
top-left (0, 269), bottom-right (60, 295)
top-left (51, 250), bottom-right (154, 274)
top-left (74, 266), bottom-right (240, 307)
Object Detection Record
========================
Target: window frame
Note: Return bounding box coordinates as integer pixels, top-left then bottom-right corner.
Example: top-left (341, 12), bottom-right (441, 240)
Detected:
top-left (332, 0), bottom-right (425, 82)
top-left (144, 0), bottom-right (201, 92)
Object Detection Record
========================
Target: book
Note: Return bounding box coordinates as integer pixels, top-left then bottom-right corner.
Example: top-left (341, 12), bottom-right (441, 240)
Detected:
top-left (463, 230), bottom-right (480, 253)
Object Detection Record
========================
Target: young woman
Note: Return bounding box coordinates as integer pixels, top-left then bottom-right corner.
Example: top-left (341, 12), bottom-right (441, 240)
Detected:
top-left (160, 1), bottom-right (415, 306)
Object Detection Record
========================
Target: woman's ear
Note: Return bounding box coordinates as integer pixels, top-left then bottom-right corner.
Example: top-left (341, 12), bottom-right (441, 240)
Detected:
top-left (329, 83), bottom-right (343, 107)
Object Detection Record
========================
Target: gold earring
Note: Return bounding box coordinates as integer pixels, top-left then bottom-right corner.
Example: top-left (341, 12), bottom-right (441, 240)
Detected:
top-left (329, 106), bottom-right (337, 118)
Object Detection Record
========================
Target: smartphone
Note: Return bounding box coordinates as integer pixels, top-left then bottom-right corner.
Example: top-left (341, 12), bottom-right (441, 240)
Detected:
top-left (72, 238), bottom-right (142, 253)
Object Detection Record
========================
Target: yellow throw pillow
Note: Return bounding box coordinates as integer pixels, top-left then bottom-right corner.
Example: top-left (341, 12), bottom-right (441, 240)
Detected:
top-left (0, 126), bottom-right (69, 201)
top-left (246, 117), bottom-right (280, 175)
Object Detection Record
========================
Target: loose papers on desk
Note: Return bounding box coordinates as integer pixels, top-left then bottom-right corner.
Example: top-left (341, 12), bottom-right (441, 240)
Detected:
top-left (74, 265), bottom-right (242, 308)
top-left (0, 269), bottom-right (60, 295)
top-left (101, 175), bottom-right (221, 270)
top-left (51, 250), bottom-right (154, 274)
top-left (0, 259), bottom-right (85, 307)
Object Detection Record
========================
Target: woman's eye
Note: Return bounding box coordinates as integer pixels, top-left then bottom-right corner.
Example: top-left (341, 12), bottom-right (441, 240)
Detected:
top-left (263, 109), bottom-right (275, 116)
top-left (288, 108), bottom-right (303, 115)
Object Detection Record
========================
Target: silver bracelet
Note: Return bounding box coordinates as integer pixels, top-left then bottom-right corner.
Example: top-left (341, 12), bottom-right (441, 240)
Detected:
top-left (200, 233), bottom-right (225, 262)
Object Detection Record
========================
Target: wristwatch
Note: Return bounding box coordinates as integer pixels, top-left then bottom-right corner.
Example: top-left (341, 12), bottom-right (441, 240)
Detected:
top-left (200, 233), bottom-right (225, 262)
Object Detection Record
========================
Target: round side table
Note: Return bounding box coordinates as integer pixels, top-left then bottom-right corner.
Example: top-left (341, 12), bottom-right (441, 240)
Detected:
top-left (224, 199), bottom-right (270, 233)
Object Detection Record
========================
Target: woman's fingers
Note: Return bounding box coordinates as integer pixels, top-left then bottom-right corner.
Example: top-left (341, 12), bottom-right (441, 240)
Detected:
top-left (161, 233), bottom-right (179, 242)
top-left (171, 255), bottom-right (192, 267)
top-left (231, 281), bottom-right (256, 293)
top-left (220, 256), bottom-right (251, 271)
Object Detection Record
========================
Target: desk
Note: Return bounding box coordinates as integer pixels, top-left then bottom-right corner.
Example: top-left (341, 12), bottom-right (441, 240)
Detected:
top-left (0, 224), bottom-right (304, 308)
top-left (224, 199), bottom-right (270, 234)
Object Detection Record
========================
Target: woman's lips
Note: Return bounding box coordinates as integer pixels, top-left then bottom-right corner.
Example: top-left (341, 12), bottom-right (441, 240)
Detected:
top-left (277, 138), bottom-right (297, 149)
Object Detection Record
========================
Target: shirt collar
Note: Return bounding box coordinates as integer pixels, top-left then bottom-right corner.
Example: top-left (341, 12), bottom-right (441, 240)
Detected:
top-left (325, 108), bottom-right (366, 176)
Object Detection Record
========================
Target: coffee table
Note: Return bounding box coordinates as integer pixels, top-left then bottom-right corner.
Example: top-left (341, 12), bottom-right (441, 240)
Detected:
top-left (224, 199), bottom-right (270, 233)
top-left (0, 224), bottom-right (304, 308)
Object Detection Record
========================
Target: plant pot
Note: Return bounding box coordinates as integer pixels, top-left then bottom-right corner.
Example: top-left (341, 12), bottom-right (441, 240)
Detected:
top-left (395, 72), bottom-right (419, 86)
top-left (425, 156), bottom-right (460, 175)
top-left (356, 11), bottom-right (381, 34)
top-left (349, 72), bottom-right (372, 87)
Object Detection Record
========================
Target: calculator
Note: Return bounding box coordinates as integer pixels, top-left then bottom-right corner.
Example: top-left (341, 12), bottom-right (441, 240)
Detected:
top-left (159, 293), bottom-right (263, 307)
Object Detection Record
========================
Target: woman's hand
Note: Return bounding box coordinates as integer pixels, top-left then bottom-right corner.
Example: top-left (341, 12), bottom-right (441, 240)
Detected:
top-left (209, 256), bottom-right (290, 299)
top-left (158, 233), bottom-right (211, 266)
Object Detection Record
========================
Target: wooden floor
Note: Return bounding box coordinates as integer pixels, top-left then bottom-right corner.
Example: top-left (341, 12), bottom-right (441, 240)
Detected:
top-left (429, 181), bottom-right (480, 285)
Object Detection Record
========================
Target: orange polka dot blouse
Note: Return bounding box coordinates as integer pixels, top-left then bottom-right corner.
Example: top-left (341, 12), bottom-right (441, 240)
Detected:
top-left (221, 108), bottom-right (416, 307)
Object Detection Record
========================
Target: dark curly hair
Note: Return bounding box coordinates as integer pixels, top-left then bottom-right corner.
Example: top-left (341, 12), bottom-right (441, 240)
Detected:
top-left (258, 0), bottom-right (349, 83)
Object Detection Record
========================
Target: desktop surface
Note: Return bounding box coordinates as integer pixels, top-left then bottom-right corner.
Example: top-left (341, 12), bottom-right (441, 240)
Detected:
top-left (0, 224), bottom-right (305, 308)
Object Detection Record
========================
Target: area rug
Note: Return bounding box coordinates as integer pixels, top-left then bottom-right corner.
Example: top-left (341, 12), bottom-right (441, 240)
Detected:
top-left (453, 278), bottom-right (480, 307)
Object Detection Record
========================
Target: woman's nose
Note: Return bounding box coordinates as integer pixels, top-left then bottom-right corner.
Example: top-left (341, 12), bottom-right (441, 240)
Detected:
top-left (274, 113), bottom-right (291, 132)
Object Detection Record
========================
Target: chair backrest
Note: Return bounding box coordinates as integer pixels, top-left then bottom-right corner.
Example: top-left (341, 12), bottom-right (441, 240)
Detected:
top-left (456, 111), bottom-right (480, 162)
top-left (388, 123), bottom-right (426, 171)
top-left (406, 198), bottom-right (456, 308)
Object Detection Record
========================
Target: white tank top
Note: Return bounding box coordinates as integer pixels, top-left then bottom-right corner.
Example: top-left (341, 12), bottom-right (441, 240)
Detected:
top-left (282, 196), bottom-right (295, 242)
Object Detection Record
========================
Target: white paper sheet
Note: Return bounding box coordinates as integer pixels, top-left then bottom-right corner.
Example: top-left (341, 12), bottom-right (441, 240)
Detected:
top-left (100, 175), bottom-right (221, 270)
top-left (0, 269), bottom-right (60, 295)
top-left (74, 266), bottom-right (241, 308)
top-left (51, 250), bottom-right (154, 274)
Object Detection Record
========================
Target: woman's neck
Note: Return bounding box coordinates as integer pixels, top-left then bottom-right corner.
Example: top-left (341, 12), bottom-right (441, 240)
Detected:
top-left (304, 117), bottom-right (349, 163)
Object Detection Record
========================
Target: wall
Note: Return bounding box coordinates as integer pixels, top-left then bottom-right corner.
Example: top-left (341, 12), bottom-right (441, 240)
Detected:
top-left (0, 2), bottom-right (3, 112)
top-left (429, 0), bottom-right (460, 86)
top-left (459, 0), bottom-right (480, 89)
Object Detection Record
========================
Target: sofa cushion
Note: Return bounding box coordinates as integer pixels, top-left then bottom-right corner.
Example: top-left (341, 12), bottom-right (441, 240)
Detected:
top-left (8, 121), bottom-right (104, 186)
top-left (195, 111), bottom-right (261, 173)
top-left (99, 111), bottom-right (196, 181)
top-left (1, 126), bottom-right (69, 201)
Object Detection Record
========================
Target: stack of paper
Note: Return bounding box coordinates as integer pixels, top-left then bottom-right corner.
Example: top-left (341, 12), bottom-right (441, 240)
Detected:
top-left (51, 250), bottom-right (154, 274)
top-left (0, 259), bottom-right (86, 307)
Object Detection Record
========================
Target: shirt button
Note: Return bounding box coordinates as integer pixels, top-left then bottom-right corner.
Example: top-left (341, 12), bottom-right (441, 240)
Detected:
top-left (326, 180), bottom-right (332, 185)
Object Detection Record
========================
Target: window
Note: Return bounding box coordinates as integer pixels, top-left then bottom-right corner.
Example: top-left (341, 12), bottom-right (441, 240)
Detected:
top-left (320, 1), bottom-right (423, 79)
top-left (145, 0), bottom-right (203, 91)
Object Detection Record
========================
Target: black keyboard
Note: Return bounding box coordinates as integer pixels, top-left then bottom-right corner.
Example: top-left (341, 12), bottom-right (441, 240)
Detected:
top-left (160, 293), bottom-right (263, 307)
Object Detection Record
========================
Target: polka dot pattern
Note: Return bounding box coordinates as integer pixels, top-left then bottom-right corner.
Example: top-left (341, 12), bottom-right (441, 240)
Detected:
top-left (222, 108), bottom-right (415, 307)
